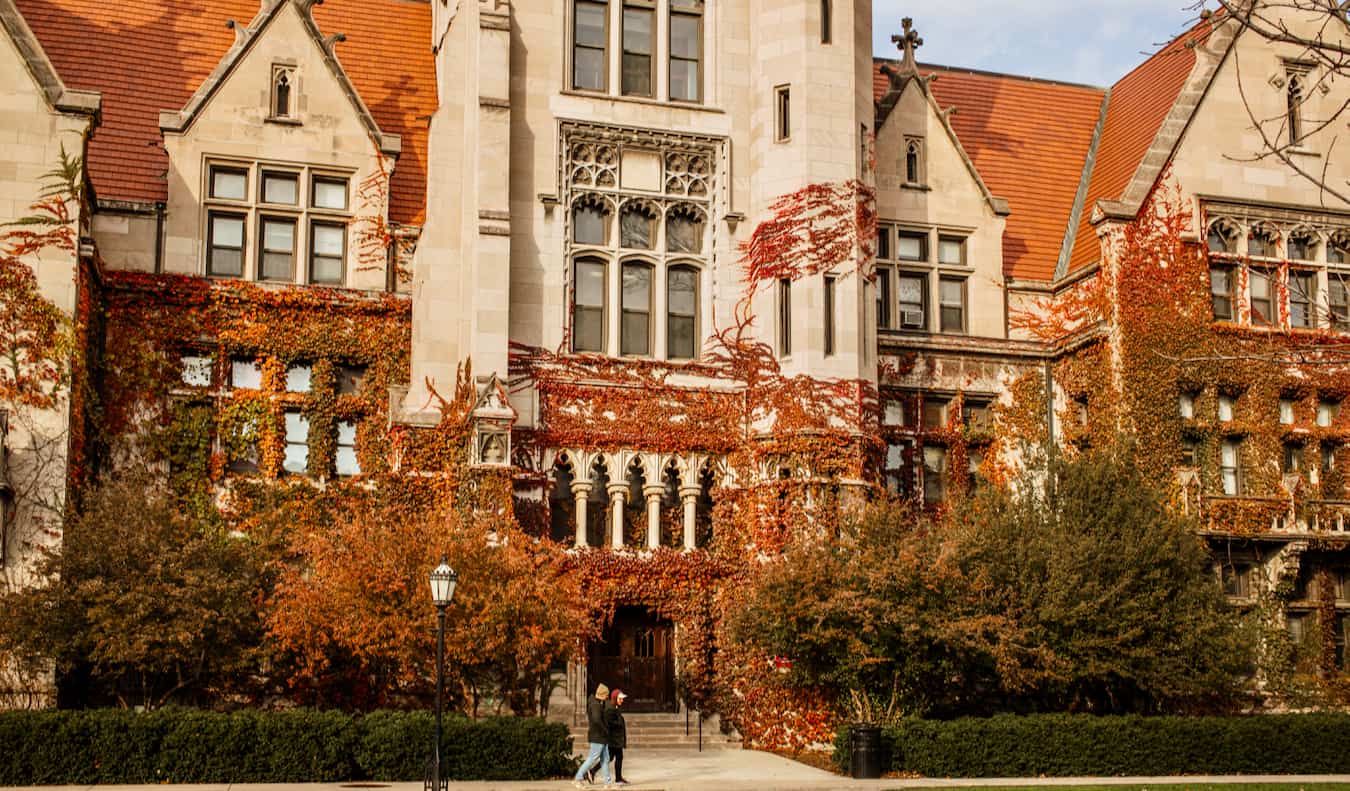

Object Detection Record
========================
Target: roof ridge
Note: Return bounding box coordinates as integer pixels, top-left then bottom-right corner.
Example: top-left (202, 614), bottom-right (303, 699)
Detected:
top-left (873, 56), bottom-right (1106, 92)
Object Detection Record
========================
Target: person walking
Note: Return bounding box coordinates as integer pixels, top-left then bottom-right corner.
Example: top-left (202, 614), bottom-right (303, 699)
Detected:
top-left (607, 689), bottom-right (628, 786)
top-left (573, 683), bottom-right (612, 788)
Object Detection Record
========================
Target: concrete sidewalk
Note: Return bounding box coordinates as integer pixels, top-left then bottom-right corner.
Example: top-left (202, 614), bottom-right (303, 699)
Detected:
top-left (3, 749), bottom-right (1350, 791)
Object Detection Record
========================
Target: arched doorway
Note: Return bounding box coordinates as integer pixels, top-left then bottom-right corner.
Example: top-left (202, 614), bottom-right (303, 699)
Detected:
top-left (587, 605), bottom-right (677, 712)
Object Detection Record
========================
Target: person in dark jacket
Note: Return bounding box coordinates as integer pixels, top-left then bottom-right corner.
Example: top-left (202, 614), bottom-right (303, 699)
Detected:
top-left (607, 690), bottom-right (628, 785)
top-left (573, 684), bottom-right (611, 787)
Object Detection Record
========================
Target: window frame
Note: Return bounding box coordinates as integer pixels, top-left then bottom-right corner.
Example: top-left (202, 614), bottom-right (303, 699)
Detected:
top-left (620, 259), bottom-right (654, 357)
top-left (308, 220), bottom-right (347, 286)
top-left (938, 235), bottom-right (967, 266)
top-left (896, 229), bottom-right (928, 262)
top-left (335, 419), bottom-right (361, 477)
top-left (1249, 266), bottom-right (1276, 326)
top-left (668, 0), bottom-right (704, 103)
top-left (904, 137), bottom-right (925, 186)
top-left (209, 165), bottom-right (249, 202)
top-left (1221, 439), bottom-right (1243, 495)
top-left (257, 215), bottom-right (297, 282)
top-left (1210, 264), bottom-right (1235, 321)
top-left (572, 0), bottom-right (610, 93)
top-left (206, 211), bottom-right (247, 278)
top-left (774, 85), bottom-right (791, 143)
top-left (621, 1), bottom-right (656, 98)
top-left (1290, 268), bottom-right (1317, 329)
top-left (938, 276), bottom-right (967, 334)
top-left (876, 266), bottom-right (893, 330)
top-left (896, 271), bottom-right (928, 331)
top-left (666, 264), bottom-right (700, 360)
top-left (777, 277), bottom-right (792, 358)
top-left (820, 0), bottom-right (832, 44)
top-left (572, 256), bottom-right (609, 354)
top-left (823, 273), bottom-right (837, 357)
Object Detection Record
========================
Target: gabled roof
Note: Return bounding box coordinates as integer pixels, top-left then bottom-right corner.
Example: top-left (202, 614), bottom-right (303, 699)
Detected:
top-left (875, 59), bottom-right (1106, 281)
top-left (158, 0), bottom-right (402, 158)
top-left (0, 0), bottom-right (98, 116)
top-left (1064, 18), bottom-right (1218, 274)
top-left (13, 0), bottom-right (435, 225)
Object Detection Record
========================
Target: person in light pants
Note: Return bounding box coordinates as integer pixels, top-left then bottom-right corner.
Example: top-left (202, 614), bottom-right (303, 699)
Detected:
top-left (573, 683), bottom-right (611, 787)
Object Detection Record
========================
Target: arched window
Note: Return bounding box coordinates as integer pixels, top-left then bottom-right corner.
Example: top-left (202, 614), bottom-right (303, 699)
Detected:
top-left (573, 201), bottom-right (609, 245)
top-left (667, 265), bottom-right (699, 359)
top-left (621, 261), bottom-right (653, 356)
top-left (1208, 220), bottom-right (1238, 254)
top-left (620, 203), bottom-right (655, 249)
top-left (666, 209), bottom-right (703, 253)
top-left (1249, 225), bottom-right (1279, 258)
top-left (573, 257), bottom-right (606, 352)
top-left (272, 66), bottom-right (293, 118)
top-left (1289, 229), bottom-right (1318, 261)
top-left (1288, 72), bottom-right (1305, 146)
top-left (905, 138), bottom-right (924, 185)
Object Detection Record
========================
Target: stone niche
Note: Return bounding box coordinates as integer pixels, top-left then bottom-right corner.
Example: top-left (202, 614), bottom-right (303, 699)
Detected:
top-left (470, 376), bottom-right (516, 468)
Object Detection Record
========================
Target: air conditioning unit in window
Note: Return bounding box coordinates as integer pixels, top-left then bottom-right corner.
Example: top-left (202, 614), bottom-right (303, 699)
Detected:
top-left (901, 310), bottom-right (924, 328)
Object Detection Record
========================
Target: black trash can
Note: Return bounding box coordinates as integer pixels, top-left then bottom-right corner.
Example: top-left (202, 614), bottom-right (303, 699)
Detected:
top-left (849, 723), bottom-right (883, 779)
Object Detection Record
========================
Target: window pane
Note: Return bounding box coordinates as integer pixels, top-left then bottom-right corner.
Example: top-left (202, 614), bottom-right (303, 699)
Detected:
top-left (286, 364), bottom-right (312, 393)
top-left (285, 412), bottom-right (309, 441)
top-left (261, 253), bottom-right (292, 281)
top-left (667, 215), bottom-right (701, 253)
top-left (263, 172), bottom-right (298, 204)
top-left (623, 53), bottom-right (653, 96)
top-left (670, 13), bottom-right (700, 59)
top-left (232, 358), bottom-right (262, 389)
top-left (574, 205), bottom-right (607, 245)
top-left (211, 168), bottom-right (246, 200)
top-left (576, 1), bottom-right (607, 46)
top-left (210, 248), bottom-right (243, 277)
top-left (336, 446), bottom-right (360, 477)
top-left (312, 178), bottom-right (348, 210)
top-left (622, 312), bottom-right (649, 356)
top-left (668, 315), bottom-right (695, 359)
top-left (311, 256), bottom-right (342, 284)
top-left (670, 59), bottom-right (699, 102)
top-left (1332, 243), bottom-right (1348, 265)
top-left (1290, 236), bottom-right (1313, 260)
top-left (576, 260), bottom-right (605, 306)
top-left (621, 209), bottom-right (653, 249)
top-left (877, 227), bottom-right (891, 260)
top-left (313, 224), bottom-right (344, 256)
top-left (622, 264), bottom-right (651, 311)
top-left (338, 421), bottom-right (358, 447)
top-left (877, 268), bottom-right (892, 329)
top-left (940, 278), bottom-right (963, 305)
top-left (897, 233), bottom-right (925, 260)
top-left (941, 306), bottom-right (963, 332)
top-left (213, 215), bottom-right (244, 248)
top-left (623, 7), bottom-right (653, 53)
top-left (283, 443), bottom-right (308, 475)
top-left (669, 269), bottom-right (697, 314)
top-left (263, 219), bottom-right (294, 251)
top-left (575, 307), bottom-right (603, 352)
top-left (181, 355), bottom-right (213, 387)
top-left (337, 364), bottom-right (367, 395)
top-left (939, 237), bottom-right (964, 265)
top-left (574, 48), bottom-right (605, 91)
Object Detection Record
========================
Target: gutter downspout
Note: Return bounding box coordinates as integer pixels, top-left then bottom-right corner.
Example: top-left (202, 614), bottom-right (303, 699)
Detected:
top-left (153, 201), bottom-right (165, 273)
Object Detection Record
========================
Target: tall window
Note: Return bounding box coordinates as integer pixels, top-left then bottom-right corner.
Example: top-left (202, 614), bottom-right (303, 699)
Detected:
top-left (904, 138), bottom-right (924, 185)
top-left (574, 258), bottom-right (606, 352)
top-left (258, 217), bottom-right (296, 281)
top-left (336, 420), bottom-right (360, 476)
top-left (1290, 270), bottom-right (1316, 329)
top-left (283, 410), bottom-right (309, 476)
top-left (1210, 265), bottom-right (1234, 320)
top-left (898, 273), bottom-right (926, 330)
top-left (777, 278), bottom-right (792, 357)
top-left (573, 0), bottom-right (608, 91)
top-left (939, 277), bottom-right (966, 333)
top-left (667, 266), bottom-right (698, 359)
top-left (923, 446), bottom-right (947, 505)
top-left (622, 2), bottom-right (655, 97)
top-left (1288, 71), bottom-right (1306, 146)
top-left (823, 274), bottom-right (837, 356)
top-left (271, 65), bottom-right (294, 119)
top-left (207, 213), bottom-right (245, 277)
top-left (310, 222), bottom-right (345, 285)
top-left (1332, 273), bottom-right (1350, 330)
top-left (876, 268), bottom-right (892, 329)
top-left (621, 262), bottom-right (652, 355)
top-left (820, 0), bottom-right (832, 43)
top-left (1250, 268), bottom-right (1274, 325)
top-left (774, 86), bottom-right (791, 142)
top-left (1221, 439), bottom-right (1242, 495)
top-left (669, 0), bottom-right (703, 101)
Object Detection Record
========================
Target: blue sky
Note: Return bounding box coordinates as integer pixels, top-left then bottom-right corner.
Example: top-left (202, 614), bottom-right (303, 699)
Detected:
top-left (871, 1), bottom-right (1206, 87)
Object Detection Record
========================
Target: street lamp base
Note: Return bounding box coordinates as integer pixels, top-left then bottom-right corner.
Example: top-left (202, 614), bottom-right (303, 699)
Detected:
top-left (423, 755), bottom-right (448, 791)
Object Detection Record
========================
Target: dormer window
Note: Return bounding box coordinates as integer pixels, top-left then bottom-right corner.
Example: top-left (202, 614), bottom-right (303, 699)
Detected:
top-left (904, 138), bottom-right (925, 185)
top-left (272, 65), bottom-right (295, 120)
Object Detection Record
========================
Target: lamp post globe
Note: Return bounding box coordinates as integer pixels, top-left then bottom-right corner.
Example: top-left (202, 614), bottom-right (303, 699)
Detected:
top-left (426, 555), bottom-right (456, 791)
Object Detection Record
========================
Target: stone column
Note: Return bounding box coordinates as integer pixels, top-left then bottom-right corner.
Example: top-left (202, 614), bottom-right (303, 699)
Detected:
top-left (608, 483), bottom-right (629, 550)
top-left (571, 481), bottom-right (592, 548)
top-left (680, 486), bottom-right (701, 550)
top-left (643, 485), bottom-right (665, 549)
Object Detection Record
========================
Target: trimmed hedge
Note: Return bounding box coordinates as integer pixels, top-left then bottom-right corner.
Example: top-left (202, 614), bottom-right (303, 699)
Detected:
top-left (0, 709), bottom-right (575, 784)
top-left (834, 713), bottom-right (1350, 777)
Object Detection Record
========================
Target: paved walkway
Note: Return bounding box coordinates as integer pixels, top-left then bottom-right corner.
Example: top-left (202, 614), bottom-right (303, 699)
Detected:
top-left (4, 750), bottom-right (1350, 791)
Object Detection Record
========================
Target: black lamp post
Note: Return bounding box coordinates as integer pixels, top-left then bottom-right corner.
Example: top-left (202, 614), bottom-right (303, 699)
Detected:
top-left (426, 555), bottom-right (457, 791)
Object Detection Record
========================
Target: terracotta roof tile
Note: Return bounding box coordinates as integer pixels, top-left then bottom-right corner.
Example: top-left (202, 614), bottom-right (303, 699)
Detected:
top-left (14, 0), bottom-right (434, 226)
top-left (875, 60), bottom-right (1106, 281)
top-left (1066, 24), bottom-right (1205, 273)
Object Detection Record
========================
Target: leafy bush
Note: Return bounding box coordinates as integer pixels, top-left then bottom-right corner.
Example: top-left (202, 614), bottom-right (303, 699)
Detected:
top-left (0, 709), bottom-right (573, 784)
top-left (834, 713), bottom-right (1350, 777)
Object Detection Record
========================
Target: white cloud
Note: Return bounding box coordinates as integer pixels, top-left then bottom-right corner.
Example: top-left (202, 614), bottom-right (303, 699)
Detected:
top-left (871, 0), bottom-right (1203, 85)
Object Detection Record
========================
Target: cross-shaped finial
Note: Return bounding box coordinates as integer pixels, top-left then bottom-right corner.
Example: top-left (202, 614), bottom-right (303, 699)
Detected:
top-left (891, 17), bottom-right (923, 69)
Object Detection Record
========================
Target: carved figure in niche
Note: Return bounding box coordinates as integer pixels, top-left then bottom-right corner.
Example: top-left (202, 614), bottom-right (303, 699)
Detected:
top-left (480, 432), bottom-right (508, 465)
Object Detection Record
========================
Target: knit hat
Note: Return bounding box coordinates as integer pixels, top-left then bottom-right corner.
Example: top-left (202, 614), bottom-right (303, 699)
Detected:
top-left (595, 683), bottom-right (610, 699)
top-left (614, 691), bottom-right (627, 703)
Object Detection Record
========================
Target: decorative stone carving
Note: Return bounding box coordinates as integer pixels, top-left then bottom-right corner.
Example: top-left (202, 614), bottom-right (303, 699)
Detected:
top-left (470, 375), bottom-right (516, 468)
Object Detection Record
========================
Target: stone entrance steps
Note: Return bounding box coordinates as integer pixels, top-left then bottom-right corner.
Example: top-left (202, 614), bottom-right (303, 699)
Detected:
top-left (563, 711), bottom-right (742, 751)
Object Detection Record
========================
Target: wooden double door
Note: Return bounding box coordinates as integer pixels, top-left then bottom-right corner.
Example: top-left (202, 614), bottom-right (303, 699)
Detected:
top-left (587, 606), bottom-right (677, 713)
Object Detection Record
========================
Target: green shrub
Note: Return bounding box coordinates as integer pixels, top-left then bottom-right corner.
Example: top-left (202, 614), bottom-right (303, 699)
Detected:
top-left (0, 709), bottom-right (572, 784)
top-left (834, 713), bottom-right (1350, 777)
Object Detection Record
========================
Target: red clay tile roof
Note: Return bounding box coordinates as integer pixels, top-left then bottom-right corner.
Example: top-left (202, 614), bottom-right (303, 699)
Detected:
top-left (875, 61), bottom-right (1106, 281)
top-left (14, 0), bottom-right (435, 226)
top-left (1065, 27), bottom-right (1201, 273)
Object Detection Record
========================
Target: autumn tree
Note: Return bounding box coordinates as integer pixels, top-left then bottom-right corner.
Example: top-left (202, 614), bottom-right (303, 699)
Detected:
top-left (0, 470), bottom-right (266, 709)
top-left (264, 496), bottom-right (589, 715)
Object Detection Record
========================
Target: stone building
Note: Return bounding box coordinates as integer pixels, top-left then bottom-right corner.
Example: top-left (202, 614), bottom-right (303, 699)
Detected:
top-left (2, 0), bottom-right (1349, 709)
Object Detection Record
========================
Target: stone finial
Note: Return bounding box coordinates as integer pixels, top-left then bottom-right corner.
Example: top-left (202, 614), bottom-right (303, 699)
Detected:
top-left (892, 17), bottom-right (923, 71)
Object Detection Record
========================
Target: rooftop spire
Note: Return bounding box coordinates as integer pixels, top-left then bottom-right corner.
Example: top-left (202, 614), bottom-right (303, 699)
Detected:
top-left (892, 17), bottom-right (923, 71)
